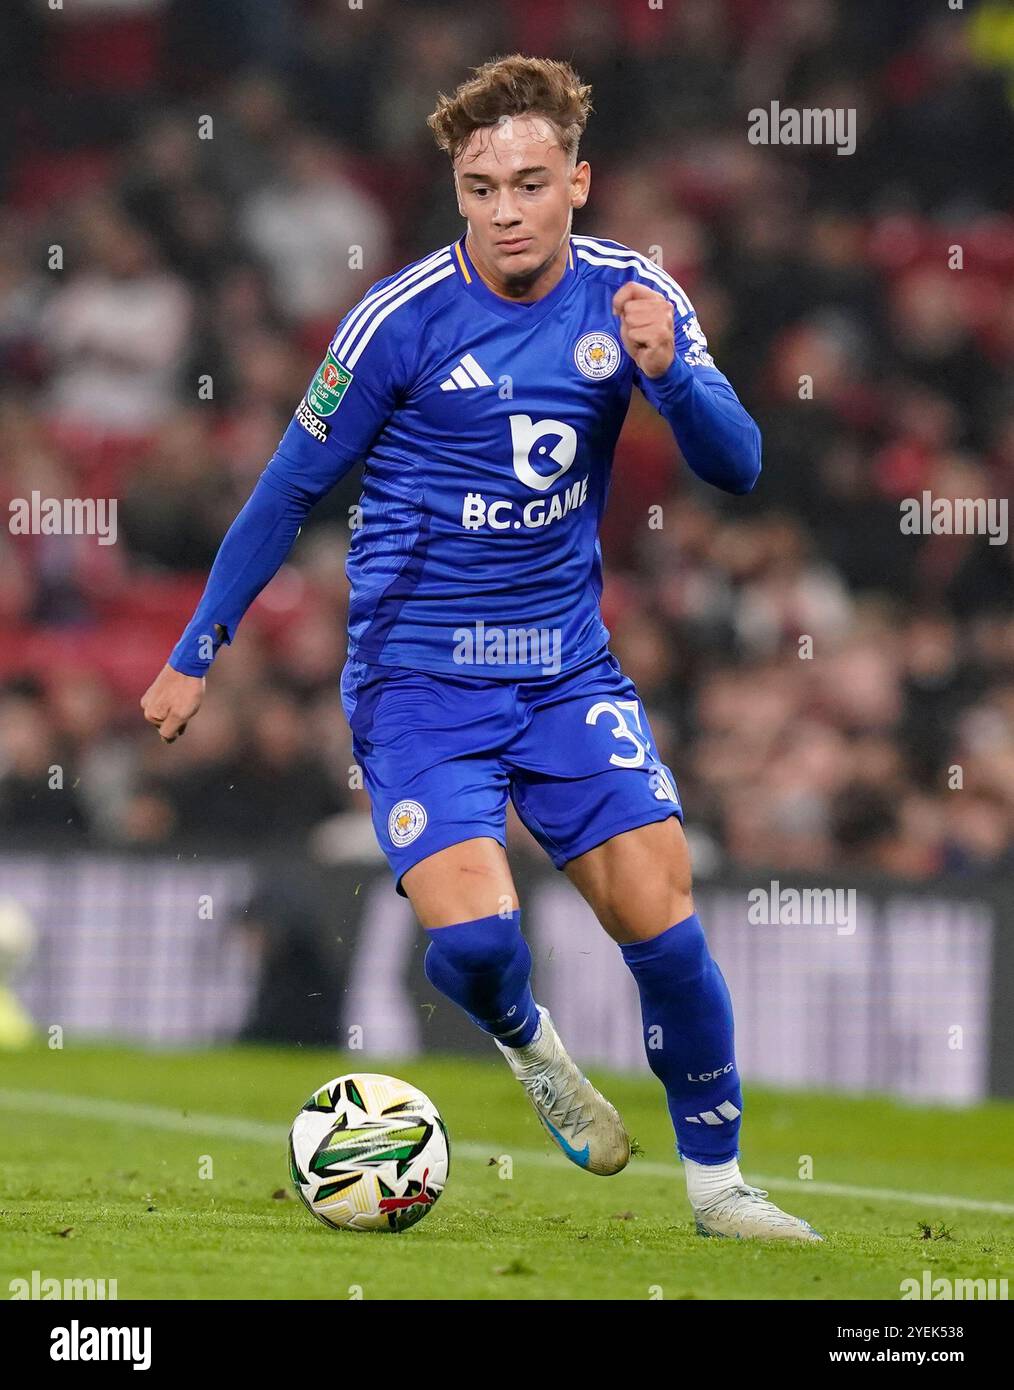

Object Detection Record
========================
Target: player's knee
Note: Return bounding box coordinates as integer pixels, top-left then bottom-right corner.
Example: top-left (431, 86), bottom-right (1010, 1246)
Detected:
top-left (667, 824), bottom-right (694, 900)
top-left (601, 862), bottom-right (693, 939)
top-left (629, 819), bottom-right (693, 922)
top-left (424, 910), bottom-right (529, 977)
top-left (667, 863), bottom-right (694, 919)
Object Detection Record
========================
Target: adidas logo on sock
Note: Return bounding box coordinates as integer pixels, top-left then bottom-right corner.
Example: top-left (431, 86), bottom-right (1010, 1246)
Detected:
top-left (439, 353), bottom-right (493, 391)
top-left (684, 1100), bottom-right (742, 1125)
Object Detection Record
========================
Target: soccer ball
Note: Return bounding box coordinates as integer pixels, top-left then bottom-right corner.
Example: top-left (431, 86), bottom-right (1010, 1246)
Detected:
top-left (288, 1072), bottom-right (449, 1232)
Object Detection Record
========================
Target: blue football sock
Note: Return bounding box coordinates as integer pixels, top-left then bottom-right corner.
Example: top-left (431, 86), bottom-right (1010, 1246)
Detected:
top-left (423, 910), bottom-right (540, 1046)
top-left (620, 913), bottom-right (742, 1164)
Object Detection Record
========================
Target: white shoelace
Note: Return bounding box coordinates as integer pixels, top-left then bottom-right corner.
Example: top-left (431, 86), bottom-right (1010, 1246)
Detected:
top-left (524, 1069), bottom-right (593, 1138)
top-left (699, 1184), bottom-right (803, 1228)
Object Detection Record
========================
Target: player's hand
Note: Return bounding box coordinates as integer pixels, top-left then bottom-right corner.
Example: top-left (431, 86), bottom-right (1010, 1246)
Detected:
top-left (612, 281), bottom-right (675, 379)
top-left (140, 664), bottom-right (205, 743)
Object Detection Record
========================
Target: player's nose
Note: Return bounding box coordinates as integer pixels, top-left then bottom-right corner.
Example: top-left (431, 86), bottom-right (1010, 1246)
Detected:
top-left (492, 194), bottom-right (522, 224)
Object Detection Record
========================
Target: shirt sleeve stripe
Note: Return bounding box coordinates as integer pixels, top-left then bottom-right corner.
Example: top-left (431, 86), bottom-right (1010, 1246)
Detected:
top-left (331, 247), bottom-right (453, 361)
top-left (344, 263), bottom-right (457, 369)
top-left (572, 235), bottom-right (692, 316)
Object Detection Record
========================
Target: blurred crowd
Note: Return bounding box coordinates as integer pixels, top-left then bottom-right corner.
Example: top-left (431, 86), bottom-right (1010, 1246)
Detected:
top-left (1, 0), bottom-right (1013, 879)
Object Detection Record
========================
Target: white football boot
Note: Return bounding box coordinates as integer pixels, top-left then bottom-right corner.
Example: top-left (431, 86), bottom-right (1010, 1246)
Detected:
top-left (693, 1183), bottom-right (824, 1242)
top-left (494, 1005), bottom-right (630, 1175)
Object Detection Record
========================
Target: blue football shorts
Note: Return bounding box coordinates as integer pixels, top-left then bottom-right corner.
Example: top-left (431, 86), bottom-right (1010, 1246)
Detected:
top-left (340, 649), bottom-right (683, 896)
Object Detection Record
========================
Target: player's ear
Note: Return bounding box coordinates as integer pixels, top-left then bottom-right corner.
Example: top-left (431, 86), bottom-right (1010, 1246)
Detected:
top-left (452, 169), bottom-right (466, 219)
top-left (570, 160), bottom-right (590, 209)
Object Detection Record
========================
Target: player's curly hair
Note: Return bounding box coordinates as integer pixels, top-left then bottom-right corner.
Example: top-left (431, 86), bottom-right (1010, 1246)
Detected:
top-left (427, 54), bottom-right (593, 167)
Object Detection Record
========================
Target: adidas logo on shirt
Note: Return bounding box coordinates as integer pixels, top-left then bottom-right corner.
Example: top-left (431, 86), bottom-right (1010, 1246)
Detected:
top-left (439, 353), bottom-right (493, 391)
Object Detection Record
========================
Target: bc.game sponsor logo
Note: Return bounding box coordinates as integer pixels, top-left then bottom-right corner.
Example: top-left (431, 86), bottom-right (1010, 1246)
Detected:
top-left (460, 476), bottom-right (589, 531)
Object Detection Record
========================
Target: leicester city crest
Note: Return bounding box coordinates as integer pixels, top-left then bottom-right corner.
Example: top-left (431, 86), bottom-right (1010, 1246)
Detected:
top-left (574, 331), bottom-right (621, 380)
top-left (388, 800), bottom-right (427, 847)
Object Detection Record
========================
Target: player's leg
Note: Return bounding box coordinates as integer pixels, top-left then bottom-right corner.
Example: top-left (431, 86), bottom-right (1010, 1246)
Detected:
top-left (341, 658), bottom-right (627, 1174)
top-left (402, 837), bottom-right (538, 1048)
top-left (403, 836), bottom-right (518, 928)
top-left (565, 819), bottom-right (821, 1240)
top-left (561, 814), bottom-right (694, 942)
top-left (511, 653), bottom-right (822, 1238)
top-left (342, 661), bottom-right (538, 1045)
top-left (405, 838), bottom-right (628, 1175)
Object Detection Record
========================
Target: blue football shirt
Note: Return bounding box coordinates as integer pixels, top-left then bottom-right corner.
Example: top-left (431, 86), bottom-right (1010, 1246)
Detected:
top-left (169, 232), bottom-right (758, 679)
top-left (265, 233), bottom-right (726, 677)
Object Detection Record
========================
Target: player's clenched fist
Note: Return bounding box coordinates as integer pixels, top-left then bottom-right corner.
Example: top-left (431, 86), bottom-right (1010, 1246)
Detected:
top-left (140, 663), bottom-right (205, 743)
top-left (612, 281), bottom-right (675, 379)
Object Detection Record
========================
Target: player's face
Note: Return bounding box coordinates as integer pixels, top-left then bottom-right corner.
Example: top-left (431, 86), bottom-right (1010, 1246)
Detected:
top-left (453, 115), bottom-right (590, 289)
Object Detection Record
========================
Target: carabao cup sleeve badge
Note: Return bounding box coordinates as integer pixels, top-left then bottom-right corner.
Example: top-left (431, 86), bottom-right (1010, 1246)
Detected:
top-left (308, 349), bottom-right (354, 416)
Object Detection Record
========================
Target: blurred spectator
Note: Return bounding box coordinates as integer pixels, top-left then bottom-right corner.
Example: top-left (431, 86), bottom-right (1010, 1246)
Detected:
top-left (233, 871), bottom-right (343, 1047)
top-left (239, 133), bottom-right (391, 330)
top-left (39, 201), bottom-right (191, 436)
top-left (0, 688), bottom-right (90, 840)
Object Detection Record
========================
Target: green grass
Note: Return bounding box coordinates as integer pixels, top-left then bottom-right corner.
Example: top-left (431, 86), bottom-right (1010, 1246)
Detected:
top-left (1, 1044), bottom-right (1012, 1300)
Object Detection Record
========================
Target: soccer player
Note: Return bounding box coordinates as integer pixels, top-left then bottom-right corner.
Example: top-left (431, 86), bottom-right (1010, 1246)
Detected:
top-left (142, 56), bottom-right (821, 1241)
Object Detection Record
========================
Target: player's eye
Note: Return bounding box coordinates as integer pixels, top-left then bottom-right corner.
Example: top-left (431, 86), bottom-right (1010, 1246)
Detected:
top-left (521, 184), bottom-right (543, 193)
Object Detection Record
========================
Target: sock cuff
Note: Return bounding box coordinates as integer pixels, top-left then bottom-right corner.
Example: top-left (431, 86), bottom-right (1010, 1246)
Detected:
top-left (424, 908), bottom-right (520, 939)
top-left (618, 912), bottom-right (703, 965)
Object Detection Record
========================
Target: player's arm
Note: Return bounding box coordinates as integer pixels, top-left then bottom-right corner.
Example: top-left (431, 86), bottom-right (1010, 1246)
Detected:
top-left (615, 281), bottom-right (761, 495)
top-left (141, 303), bottom-right (406, 743)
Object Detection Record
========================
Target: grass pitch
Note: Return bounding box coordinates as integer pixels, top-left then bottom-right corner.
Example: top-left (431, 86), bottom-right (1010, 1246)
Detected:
top-left (1, 1044), bottom-right (1012, 1300)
